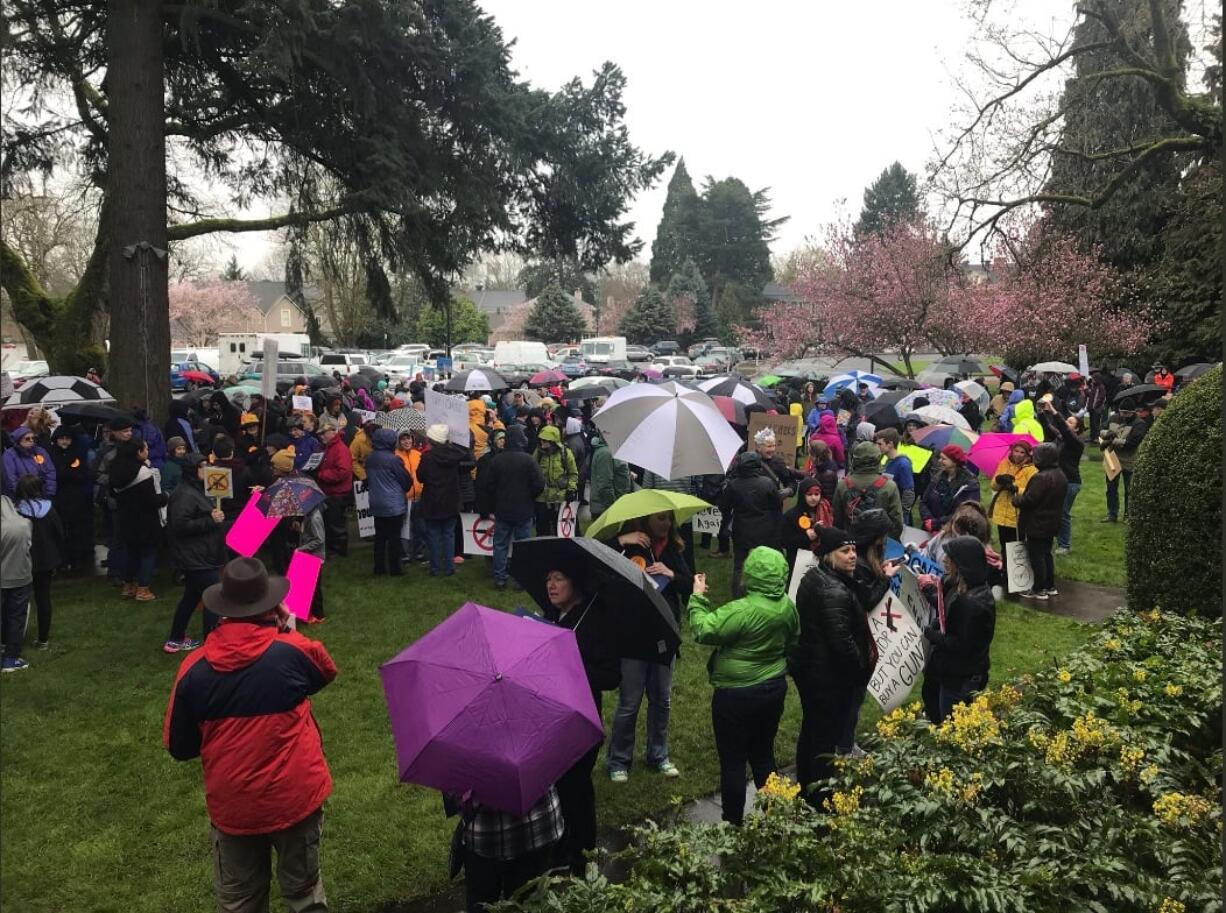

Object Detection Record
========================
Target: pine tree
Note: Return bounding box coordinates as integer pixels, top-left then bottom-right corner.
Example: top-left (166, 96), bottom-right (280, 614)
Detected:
top-left (665, 258), bottom-right (715, 344)
top-left (523, 284), bottom-right (588, 342)
top-left (517, 259), bottom-right (596, 303)
top-left (649, 159), bottom-right (703, 283)
top-left (618, 286), bottom-right (675, 345)
top-left (854, 162), bottom-right (921, 236)
top-left (696, 178), bottom-right (783, 311)
top-left (220, 254), bottom-right (246, 282)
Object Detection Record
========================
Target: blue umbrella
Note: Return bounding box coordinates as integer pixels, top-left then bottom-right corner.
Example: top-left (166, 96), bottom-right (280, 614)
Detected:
top-left (823, 371), bottom-right (883, 398)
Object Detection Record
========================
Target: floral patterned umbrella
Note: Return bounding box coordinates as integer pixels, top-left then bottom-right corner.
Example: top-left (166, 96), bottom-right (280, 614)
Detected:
top-left (259, 478), bottom-right (326, 518)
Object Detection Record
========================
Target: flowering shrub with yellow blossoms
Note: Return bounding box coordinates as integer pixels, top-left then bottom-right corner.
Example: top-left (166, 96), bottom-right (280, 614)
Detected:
top-left (499, 611), bottom-right (1220, 913)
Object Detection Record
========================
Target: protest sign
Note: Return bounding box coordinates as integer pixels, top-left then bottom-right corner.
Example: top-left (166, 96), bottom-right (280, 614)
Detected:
top-left (1078, 344), bottom-right (1090, 377)
top-left (460, 512), bottom-right (497, 556)
top-left (352, 409), bottom-right (376, 425)
top-left (284, 550), bottom-right (323, 621)
top-left (259, 338), bottom-right (278, 402)
top-left (353, 479), bottom-right (375, 538)
top-left (400, 501), bottom-right (413, 540)
top-left (691, 507), bottom-right (722, 535)
top-left (425, 389), bottom-right (470, 447)
top-left (787, 549), bottom-right (819, 604)
top-left (1005, 541), bottom-right (1034, 593)
top-left (867, 567), bottom-right (931, 712)
top-left (746, 412), bottom-right (802, 466)
top-left (556, 500), bottom-right (580, 539)
top-left (203, 466), bottom-right (233, 504)
top-left (291, 395), bottom-right (313, 413)
top-left (300, 452), bottom-right (324, 472)
top-left (225, 490), bottom-right (280, 557)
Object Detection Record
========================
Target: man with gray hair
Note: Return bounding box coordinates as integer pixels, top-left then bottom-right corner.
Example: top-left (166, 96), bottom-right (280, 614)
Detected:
top-left (314, 416), bottom-right (354, 558)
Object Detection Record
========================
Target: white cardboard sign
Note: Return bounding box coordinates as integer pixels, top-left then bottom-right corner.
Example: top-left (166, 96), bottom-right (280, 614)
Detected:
top-left (867, 567), bottom-right (931, 712)
top-left (1005, 540), bottom-right (1034, 593)
top-left (460, 511), bottom-right (498, 555)
top-left (425, 389), bottom-right (470, 447)
top-left (353, 479), bottom-right (375, 538)
top-left (556, 500), bottom-right (580, 539)
top-left (691, 508), bottom-right (723, 536)
top-left (787, 550), bottom-right (819, 605)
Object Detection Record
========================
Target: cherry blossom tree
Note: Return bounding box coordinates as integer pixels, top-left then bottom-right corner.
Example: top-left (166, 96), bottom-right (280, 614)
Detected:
top-left (168, 280), bottom-right (261, 346)
top-left (965, 219), bottom-right (1159, 368)
top-left (747, 219), bottom-right (977, 377)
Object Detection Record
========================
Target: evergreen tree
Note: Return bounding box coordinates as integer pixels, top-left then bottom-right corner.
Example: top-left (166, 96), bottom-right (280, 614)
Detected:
top-left (517, 259), bottom-right (596, 304)
top-left (416, 296), bottom-right (490, 348)
top-left (854, 162), bottom-right (921, 236)
top-left (649, 159), bottom-right (703, 282)
top-left (618, 285), bottom-right (675, 345)
top-left (714, 280), bottom-right (760, 337)
top-left (696, 178), bottom-right (784, 311)
top-left (665, 258), bottom-right (714, 344)
top-left (220, 254), bottom-right (246, 282)
top-left (523, 284), bottom-right (588, 342)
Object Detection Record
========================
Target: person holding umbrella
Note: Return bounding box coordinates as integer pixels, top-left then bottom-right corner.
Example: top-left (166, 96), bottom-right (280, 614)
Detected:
top-left (416, 425), bottom-right (475, 578)
top-left (987, 440), bottom-right (1035, 550)
top-left (688, 547), bottom-right (798, 826)
top-left (1098, 401), bottom-right (1152, 522)
top-left (265, 449), bottom-right (329, 623)
top-left (533, 425), bottom-right (578, 537)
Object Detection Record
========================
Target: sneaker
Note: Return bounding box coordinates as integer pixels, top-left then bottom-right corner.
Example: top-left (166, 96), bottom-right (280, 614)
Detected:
top-left (1017, 591), bottom-right (1038, 599)
top-left (1031, 591), bottom-right (1049, 601)
top-left (453, 556), bottom-right (465, 565)
top-left (493, 580), bottom-right (507, 590)
top-left (1099, 516), bottom-right (1118, 524)
top-left (653, 760), bottom-right (681, 778)
top-left (120, 583), bottom-right (137, 598)
top-left (35, 641), bottom-right (49, 651)
top-left (163, 640), bottom-right (185, 654)
top-left (1044, 588), bottom-right (1060, 597)
top-left (1055, 547), bottom-right (1070, 555)
top-left (608, 769), bottom-right (629, 783)
top-left (2, 657), bottom-right (29, 673)
top-left (179, 638), bottom-right (201, 651)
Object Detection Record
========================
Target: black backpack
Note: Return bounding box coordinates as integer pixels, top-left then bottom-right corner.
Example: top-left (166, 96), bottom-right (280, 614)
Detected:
top-left (844, 475), bottom-right (888, 525)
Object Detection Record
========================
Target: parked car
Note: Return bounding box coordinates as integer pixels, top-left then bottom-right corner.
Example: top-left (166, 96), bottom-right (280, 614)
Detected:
top-left (318, 352), bottom-right (370, 376)
top-left (238, 359), bottom-right (329, 394)
top-left (558, 355), bottom-right (588, 378)
top-left (662, 365), bottom-right (703, 381)
top-left (694, 355), bottom-right (724, 375)
top-left (170, 361), bottom-right (219, 391)
top-left (594, 360), bottom-right (637, 380)
top-left (625, 345), bottom-right (653, 363)
top-left (650, 340), bottom-right (680, 356)
top-left (381, 354), bottom-right (422, 385)
top-left (649, 355), bottom-right (694, 373)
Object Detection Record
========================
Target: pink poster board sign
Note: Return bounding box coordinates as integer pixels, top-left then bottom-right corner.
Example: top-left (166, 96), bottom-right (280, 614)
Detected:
top-left (225, 490), bottom-right (280, 557)
top-left (284, 550), bottom-right (324, 620)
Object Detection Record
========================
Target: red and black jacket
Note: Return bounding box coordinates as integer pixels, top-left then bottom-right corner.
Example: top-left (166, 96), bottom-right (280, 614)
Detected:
top-left (164, 620), bottom-right (337, 835)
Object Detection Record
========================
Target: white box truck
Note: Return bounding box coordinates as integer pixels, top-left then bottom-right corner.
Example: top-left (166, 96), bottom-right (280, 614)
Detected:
top-left (580, 336), bottom-right (626, 365)
top-left (218, 333), bottom-right (311, 376)
top-left (493, 340), bottom-right (550, 367)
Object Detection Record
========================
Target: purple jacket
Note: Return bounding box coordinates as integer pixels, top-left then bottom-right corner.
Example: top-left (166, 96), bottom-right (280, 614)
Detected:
top-left (2, 427), bottom-right (58, 497)
top-left (136, 417), bottom-right (167, 468)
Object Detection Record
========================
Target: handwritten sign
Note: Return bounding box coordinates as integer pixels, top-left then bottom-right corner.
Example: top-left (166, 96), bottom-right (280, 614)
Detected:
top-left (203, 466), bottom-right (233, 502)
top-left (1005, 540), bottom-right (1033, 594)
top-left (690, 507), bottom-right (723, 535)
top-left (260, 338), bottom-right (279, 401)
top-left (867, 567), bottom-right (931, 712)
top-left (425, 389), bottom-right (470, 447)
top-left (1077, 344), bottom-right (1089, 377)
top-left (746, 412), bottom-right (801, 467)
top-left (292, 395), bottom-right (313, 413)
top-left (353, 479), bottom-right (375, 538)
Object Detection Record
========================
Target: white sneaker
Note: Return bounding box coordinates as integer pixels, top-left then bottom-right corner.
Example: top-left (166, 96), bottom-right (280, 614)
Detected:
top-left (608, 769), bottom-right (629, 783)
top-left (653, 760), bottom-right (681, 778)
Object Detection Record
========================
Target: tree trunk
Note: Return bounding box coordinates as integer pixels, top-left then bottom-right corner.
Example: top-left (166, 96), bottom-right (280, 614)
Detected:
top-left (105, 0), bottom-right (170, 424)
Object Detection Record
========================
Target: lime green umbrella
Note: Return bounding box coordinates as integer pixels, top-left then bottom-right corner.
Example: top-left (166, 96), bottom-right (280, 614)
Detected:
top-left (756, 374), bottom-right (783, 387)
top-left (584, 489), bottom-right (712, 541)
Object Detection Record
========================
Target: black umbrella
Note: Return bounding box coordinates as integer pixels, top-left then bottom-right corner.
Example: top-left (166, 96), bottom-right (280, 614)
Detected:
top-left (863, 399), bottom-right (903, 429)
top-left (1175, 363), bottom-right (1216, 381)
top-left (445, 368), bottom-right (509, 393)
top-left (935, 357), bottom-right (986, 376)
top-left (871, 389), bottom-right (908, 407)
top-left (307, 375), bottom-right (335, 392)
top-left (1114, 384), bottom-right (1167, 404)
top-left (990, 365), bottom-right (1020, 385)
top-left (509, 537), bottom-right (681, 664)
top-left (55, 402), bottom-right (126, 424)
top-left (876, 376), bottom-right (923, 391)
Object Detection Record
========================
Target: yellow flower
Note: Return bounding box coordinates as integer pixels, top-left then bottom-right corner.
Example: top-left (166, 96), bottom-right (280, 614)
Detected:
top-left (986, 684), bottom-right (1023, 711)
top-left (1104, 638), bottom-right (1122, 651)
top-left (1070, 711), bottom-right (1117, 751)
top-left (1141, 608), bottom-right (1162, 624)
top-left (1153, 792), bottom-right (1215, 827)
top-left (876, 703), bottom-right (920, 739)
top-left (1027, 726), bottom-right (1050, 750)
top-left (1139, 765), bottom-right (1160, 785)
top-left (959, 772), bottom-right (985, 805)
top-left (1045, 730), bottom-right (1076, 766)
top-left (1164, 683), bottom-right (1183, 697)
top-left (1056, 668), bottom-right (1072, 683)
top-left (1117, 625), bottom-right (1134, 637)
top-left (823, 785), bottom-right (863, 817)
top-left (758, 771), bottom-right (801, 802)
top-left (924, 767), bottom-right (955, 797)
top-left (1133, 668), bottom-right (1147, 683)
top-left (934, 694), bottom-right (1003, 756)
top-left (1119, 745), bottom-right (1145, 777)
top-left (1157, 898), bottom-right (1185, 913)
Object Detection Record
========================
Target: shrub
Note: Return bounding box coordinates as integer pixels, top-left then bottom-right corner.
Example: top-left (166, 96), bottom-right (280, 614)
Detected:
top-left (500, 611), bottom-right (1222, 913)
top-left (1126, 365), bottom-right (1222, 617)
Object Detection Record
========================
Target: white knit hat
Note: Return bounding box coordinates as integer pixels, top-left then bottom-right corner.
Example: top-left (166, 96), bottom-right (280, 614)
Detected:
top-left (427, 423), bottom-right (449, 445)
top-left (753, 427), bottom-right (776, 446)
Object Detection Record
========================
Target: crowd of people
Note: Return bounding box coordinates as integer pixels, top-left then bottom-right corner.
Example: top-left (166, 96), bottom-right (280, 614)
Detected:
top-left (0, 356), bottom-right (1193, 912)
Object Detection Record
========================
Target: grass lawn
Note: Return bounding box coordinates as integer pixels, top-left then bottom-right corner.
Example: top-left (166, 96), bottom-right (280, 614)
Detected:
top-left (0, 517), bottom-right (1101, 913)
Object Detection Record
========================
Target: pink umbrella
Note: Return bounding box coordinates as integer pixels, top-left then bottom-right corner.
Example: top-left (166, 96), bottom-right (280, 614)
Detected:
top-left (968, 432), bottom-right (1040, 477)
top-left (380, 603), bottom-right (603, 815)
top-left (529, 369), bottom-right (567, 385)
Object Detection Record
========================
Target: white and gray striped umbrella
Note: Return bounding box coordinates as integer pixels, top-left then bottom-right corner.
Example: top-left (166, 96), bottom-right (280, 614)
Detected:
top-left (697, 375), bottom-right (774, 409)
top-left (443, 368), bottom-right (508, 393)
top-left (593, 382), bottom-right (742, 480)
top-left (3, 375), bottom-right (115, 410)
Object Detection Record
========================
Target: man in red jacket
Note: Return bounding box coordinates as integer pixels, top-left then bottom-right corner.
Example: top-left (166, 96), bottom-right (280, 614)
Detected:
top-left (165, 557), bottom-right (337, 913)
top-left (314, 417), bottom-right (354, 557)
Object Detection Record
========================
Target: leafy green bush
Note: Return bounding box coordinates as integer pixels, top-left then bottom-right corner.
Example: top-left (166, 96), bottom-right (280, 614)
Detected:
top-left (500, 611), bottom-right (1222, 913)
top-left (1126, 365), bottom-right (1222, 617)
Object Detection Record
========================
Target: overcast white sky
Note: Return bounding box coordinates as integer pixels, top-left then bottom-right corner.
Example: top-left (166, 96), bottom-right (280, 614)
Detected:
top-left (231, 0), bottom-right (1101, 274)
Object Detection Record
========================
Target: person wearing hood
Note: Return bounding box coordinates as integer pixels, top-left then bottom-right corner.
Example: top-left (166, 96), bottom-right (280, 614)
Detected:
top-left (918, 445), bottom-right (980, 533)
top-left (164, 556), bottom-right (337, 913)
top-left (587, 432), bottom-right (632, 522)
top-left (49, 424), bottom-right (93, 572)
top-left (789, 525), bottom-right (875, 803)
top-left (522, 408), bottom-right (545, 454)
top-left (804, 394), bottom-right (833, 435)
top-left (133, 407), bottom-right (167, 468)
top-left (988, 439), bottom-right (1035, 549)
top-left (833, 441), bottom-right (903, 540)
top-left (1, 426), bottom-right (57, 499)
top-left (1, 491), bottom-right (34, 672)
top-left (204, 390), bottom-right (242, 447)
top-left (1010, 397), bottom-right (1045, 442)
top-left (416, 424), bottom-right (475, 577)
top-left (1010, 442), bottom-right (1068, 600)
top-left (468, 397), bottom-right (492, 459)
top-left (533, 424), bottom-right (578, 537)
top-left (474, 427), bottom-right (506, 516)
top-left (14, 474), bottom-right (64, 651)
top-left (348, 418), bottom-right (379, 482)
top-left (781, 478), bottom-right (833, 569)
top-left (919, 536), bottom-right (996, 723)
top-left (997, 388), bottom-right (1025, 432)
top-left (724, 451), bottom-right (784, 598)
top-left (110, 438), bottom-right (168, 601)
top-left (479, 425), bottom-right (545, 589)
top-left (314, 416), bottom-right (354, 558)
top-left (688, 547), bottom-right (798, 826)
top-left (164, 401), bottom-right (199, 455)
top-left (563, 415), bottom-right (589, 485)
top-left (957, 390), bottom-right (983, 431)
top-left (365, 428), bottom-right (414, 576)
top-left (161, 436), bottom-right (189, 494)
top-left (810, 412), bottom-right (846, 470)
top-left (166, 452), bottom-right (227, 653)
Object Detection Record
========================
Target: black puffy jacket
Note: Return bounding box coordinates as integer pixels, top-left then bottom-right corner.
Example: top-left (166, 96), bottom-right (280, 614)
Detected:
top-left (925, 536), bottom-right (996, 682)
top-left (1012, 466), bottom-right (1068, 539)
top-left (167, 478), bottom-right (226, 571)
top-left (789, 562), bottom-right (876, 691)
top-left (725, 452), bottom-right (782, 550)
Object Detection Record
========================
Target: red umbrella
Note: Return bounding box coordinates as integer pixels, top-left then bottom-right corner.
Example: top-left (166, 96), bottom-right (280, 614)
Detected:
top-left (710, 394), bottom-right (748, 426)
top-left (529, 369), bottom-right (567, 385)
top-left (181, 370), bottom-right (215, 385)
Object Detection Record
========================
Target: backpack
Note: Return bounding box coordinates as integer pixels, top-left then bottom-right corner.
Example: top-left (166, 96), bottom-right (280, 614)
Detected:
top-left (844, 475), bottom-right (888, 525)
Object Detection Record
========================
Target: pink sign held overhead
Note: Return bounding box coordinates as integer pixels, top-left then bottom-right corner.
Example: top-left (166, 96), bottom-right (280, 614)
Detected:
top-left (284, 550), bottom-right (324, 620)
top-left (225, 490), bottom-right (280, 557)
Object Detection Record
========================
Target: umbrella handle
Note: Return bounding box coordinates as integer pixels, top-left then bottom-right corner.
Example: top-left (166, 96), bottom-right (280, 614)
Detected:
top-left (570, 593), bottom-right (598, 632)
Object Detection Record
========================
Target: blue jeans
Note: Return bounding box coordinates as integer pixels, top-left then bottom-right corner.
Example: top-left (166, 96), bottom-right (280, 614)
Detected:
top-left (1058, 482), bottom-right (1082, 549)
top-left (1105, 469), bottom-right (1131, 519)
top-left (492, 517), bottom-right (533, 584)
top-left (1, 584), bottom-right (32, 659)
top-left (124, 546), bottom-right (156, 587)
top-left (422, 516), bottom-right (457, 576)
top-left (606, 658), bottom-right (674, 773)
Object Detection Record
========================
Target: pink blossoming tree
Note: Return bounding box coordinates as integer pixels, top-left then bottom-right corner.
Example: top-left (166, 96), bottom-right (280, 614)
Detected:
top-left (168, 280), bottom-right (261, 346)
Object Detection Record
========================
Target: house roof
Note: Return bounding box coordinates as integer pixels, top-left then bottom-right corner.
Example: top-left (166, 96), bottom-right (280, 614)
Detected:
top-left (762, 282), bottom-right (801, 303)
top-left (242, 280), bottom-right (321, 315)
top-left (458, 287), bottom-right (529, 315)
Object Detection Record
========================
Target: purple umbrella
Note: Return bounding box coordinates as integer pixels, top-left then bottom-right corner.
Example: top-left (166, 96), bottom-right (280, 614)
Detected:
top-left (380, 602), bottom-right (603, 815)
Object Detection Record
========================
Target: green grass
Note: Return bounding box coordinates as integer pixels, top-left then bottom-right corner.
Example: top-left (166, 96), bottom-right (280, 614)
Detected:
top-left (0, 528), bottom-right (1101, 913)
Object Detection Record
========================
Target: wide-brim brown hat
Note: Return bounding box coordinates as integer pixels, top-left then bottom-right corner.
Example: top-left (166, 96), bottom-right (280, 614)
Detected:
top-left (203, 557), bottom-right (290, 618)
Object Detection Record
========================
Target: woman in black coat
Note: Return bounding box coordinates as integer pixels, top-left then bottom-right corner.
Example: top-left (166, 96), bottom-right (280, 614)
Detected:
top-left (49, 425), bottom-right (95, 572)
top-left (724, 451), bottom-right (783, 597)
top-left (1010, 442), bottom-right (1068, 600)
top-left (920, 536), bottom-right (996, 722)
top-left (109, 439), bottom-right (168, 601)
top-left (788, 526), bottom-right (876, 804)
top-left (165, 453), bottom-right (226, 651)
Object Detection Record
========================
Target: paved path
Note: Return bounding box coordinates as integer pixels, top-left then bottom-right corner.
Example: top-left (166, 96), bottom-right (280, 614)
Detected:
top-left (1008, 579), bottom-right (1126, 624)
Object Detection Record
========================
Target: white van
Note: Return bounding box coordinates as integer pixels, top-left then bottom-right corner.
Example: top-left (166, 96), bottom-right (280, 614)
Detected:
top-left (580, 336), bottom-right (626, 365)
top-left (493, 340), bottom-right (550, 368)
